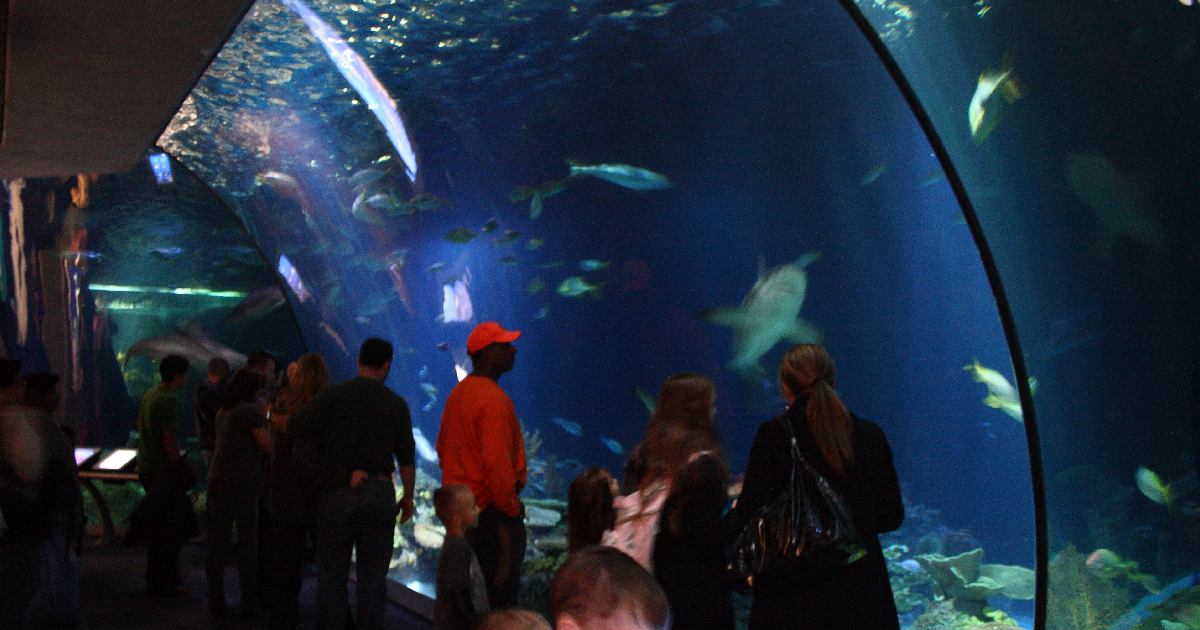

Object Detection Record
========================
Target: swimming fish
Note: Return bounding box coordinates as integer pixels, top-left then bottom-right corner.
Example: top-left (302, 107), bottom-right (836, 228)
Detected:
top-left (1135, 466), bottom-right (1174, 511)
top-left (702, 252), bottom-right (822, 378)
top-left (499, 256), bottom-right (520, 267)
top-left (551, 416), bottom-right (583, 437)
top-left (578, 259), bottom-right (610, 272)
top-left (963, 359), bottom-right (1037, 422)
top-left (420, 382), bottom-right (438, 412)
top-left (526, 278), bottom-right (547, 295)
top-left (445, 228), bottom-right (477, 243)
top-left (349, 166), bottom-right (388, 191)
top-left (525, 238), bottom-right (544, 251)
top-left (1085, 548), bottom-right (1161, 593)
top-left (492, 229), bottom-right (521, 245)
top-left (636, 386), bottom-right (655, 414)
top-left (412, 427), bottom-right (439, 464)
top-left (567, 160), bottom-right (672, 191)
top-left (557, 276), bottom-right (605, 299)
top-left (226, 285), bottom-right (286, 323)
top-left (860, 163), bottom-right (887, 186)
top-left (534, 305), bottom-right (549, 320)
top-left (599, 435), bottom-right (625, 455)
top-left (968, 52), bottom-right (1023, 144)
top-left (482, 218), bottom-right (499, 233)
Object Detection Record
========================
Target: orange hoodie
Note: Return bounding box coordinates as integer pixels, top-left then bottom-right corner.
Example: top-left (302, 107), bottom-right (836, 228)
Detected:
top-left (436, 375), bottom-right (526, 517)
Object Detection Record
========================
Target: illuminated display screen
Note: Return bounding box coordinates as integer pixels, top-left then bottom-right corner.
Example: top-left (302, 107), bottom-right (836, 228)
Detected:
top-left (73, 447), bottom-right (99, 466)
top-left (277, 254), bottom-right (311, 302)
top-left (95, 449), bottom-right (137, 471)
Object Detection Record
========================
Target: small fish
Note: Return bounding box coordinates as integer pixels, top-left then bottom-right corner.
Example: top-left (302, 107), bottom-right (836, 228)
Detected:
top-left (482, 218), bottom-right (499, 233)
top-left (964, 359), bottom-right (1037, 422)
top-left (1135, 466), bottom-right (1174, 510)
top-left (151, 246), bottom-right (185, 258)
top-left (567, 160), bottom-right (672, 191)
top-left (412, 427), bottom-right (439, 463)
top-left (420, 382), bottom-right (438, 412)
top-left (526, 278), bottom-right (547, 295)
top-left (635, 386), bottom-right (655, 414)
top-left (525, 238), bottom-right (545, 251)
top-left (59, 250), bottom-right (104, 261)
top-left (436, 342), bottom-right (450, 352)
top-left (599, 435), bottom-right (624, 455)
top-left (492, 229), bottom-right (521, 245)
top-left (429, 261), bottom-right (448, 273)
top-left (529, 192), bottom-right (544, 219)
top-left (499, 256), bottom-right (520, 267)
top-left (551, 416), bottom-right (583, 437)
top-left (539, 261), bottom-right (566, 269)
top-left (920, 167), bottom-right (946, 186)
top-left (578, 259), bottom-right (610, 272)
top-left (534, 304), bottom-right (549, 320)
top-left (969, 52), bottom-right (1023, 144)
top-left (349, 166), bottom-right (388, 190)
top-left (897, 559), bottom-right (922, 573)
top-left (445, 228), bottom-right (477, 243)
top-left (319, 322), bottom-right (349, 355)
top-left (417, 364), bottom-right (430, 379)
top-left (557, 276), bottom-right (605, 298)
top-left (860, 163), bottom-right (887, 186)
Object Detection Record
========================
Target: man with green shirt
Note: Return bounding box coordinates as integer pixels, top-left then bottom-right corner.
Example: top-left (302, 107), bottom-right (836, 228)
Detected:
top-left (291, 337), bottom-right (416, 629)
top-left (134, 354), bottom-right (191, 597)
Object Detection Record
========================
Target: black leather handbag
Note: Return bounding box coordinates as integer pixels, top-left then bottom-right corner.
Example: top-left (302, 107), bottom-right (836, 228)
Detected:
top-left (729, 417), bottom-right (867, 587)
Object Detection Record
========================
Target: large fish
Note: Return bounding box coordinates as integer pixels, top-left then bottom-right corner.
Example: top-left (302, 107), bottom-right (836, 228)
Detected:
top-left (225, 285), bottom-right (286, 323)
top-left (124, 323), bottom-right (246, 370)
top-left (281, 0), bottom-right (419, 183)
top-left (968, 53), bottom-right (1023, 144)
top-left (567, 160), bottom-right (672, 191)
top-left (963, 359), bottom-right (1037, 422)
top-left (703, 253), bottom-right (822, 378)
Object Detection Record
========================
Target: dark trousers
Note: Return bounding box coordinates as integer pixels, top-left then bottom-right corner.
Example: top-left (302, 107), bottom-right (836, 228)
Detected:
top-left (466, 506), bottom-right (526, 608)
top-left (139, 473), bottom-right (183, 594)
top-left (206, 489), bottom-right (260, 612)
top-left (269, 517), bottom-right (310, 630)
top-left (315, 478), bottom-right (395, 630)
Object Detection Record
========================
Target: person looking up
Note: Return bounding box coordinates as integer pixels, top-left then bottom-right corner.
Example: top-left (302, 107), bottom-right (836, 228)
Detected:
top-left (437, 321), bottom-right (527, 608)
top-left (206, 367), bottom-right (271, 620)
top-left (265, 353), bottom-right (329, 630)
top-left (548, 545), bottom-right (670, 630)
top-left (730, 343), bottom-right (904, 628)
top-left (195, 357), bottom-right (229, 466)
top-left (433, 484), bottom-right (489, 630)
top-left (291, 338), bottom-right (416, 629)
top-left (134, 353), bottom-right (192, 598)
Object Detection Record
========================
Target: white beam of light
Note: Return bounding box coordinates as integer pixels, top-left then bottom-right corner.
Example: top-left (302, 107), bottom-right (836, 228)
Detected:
top-left (89, 284), bottom-right (247, 299)
top-left (281, 0), bottom-right (419, 183)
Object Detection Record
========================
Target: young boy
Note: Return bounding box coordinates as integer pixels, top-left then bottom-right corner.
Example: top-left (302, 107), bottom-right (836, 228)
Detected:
top-left (549, 545), bottom-right (671, 630)
top-left (433, 484), bottom-right (490, 630)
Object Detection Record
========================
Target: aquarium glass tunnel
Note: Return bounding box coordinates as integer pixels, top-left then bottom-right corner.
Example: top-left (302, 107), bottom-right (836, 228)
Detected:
top-left (2, 1), bottom-right (1197, 628)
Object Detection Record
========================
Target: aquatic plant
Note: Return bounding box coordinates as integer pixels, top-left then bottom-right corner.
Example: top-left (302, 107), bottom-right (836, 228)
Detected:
top-left (1046, 544), bottom-right (1129, 630)
top-left (1128, 582), bottom-right (1200, 630)
top-left (909, 599), bottom-right (1020, 629)
top-left (917, 548), bottom-right (1035, 617)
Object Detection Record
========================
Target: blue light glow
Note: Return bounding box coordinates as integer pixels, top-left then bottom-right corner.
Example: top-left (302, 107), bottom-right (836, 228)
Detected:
top-left (148, 153), bottom-right (174, 184)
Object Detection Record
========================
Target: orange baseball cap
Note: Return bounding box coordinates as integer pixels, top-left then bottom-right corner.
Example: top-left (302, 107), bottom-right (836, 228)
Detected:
top-left (467, 321), bottom-right (522, 354)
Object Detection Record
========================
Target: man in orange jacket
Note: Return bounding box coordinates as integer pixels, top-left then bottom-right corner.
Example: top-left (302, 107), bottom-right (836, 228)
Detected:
top-left (437, 322), bottom-right (527, 608)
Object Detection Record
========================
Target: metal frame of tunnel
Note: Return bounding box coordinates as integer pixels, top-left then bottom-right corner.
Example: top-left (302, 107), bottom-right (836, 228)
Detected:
top-left (833, 2), bottom-right (1048, 628)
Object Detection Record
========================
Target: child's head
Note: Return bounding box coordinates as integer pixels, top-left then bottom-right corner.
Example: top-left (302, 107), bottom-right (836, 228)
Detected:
top-left (549, 546), bottom-right (670, 630)
top-left (476, 608), bottom-right (552, 630)
top-left (567, 467), bottom-right (617, 551)
top-left (434, 484), bottom-right (479, 533)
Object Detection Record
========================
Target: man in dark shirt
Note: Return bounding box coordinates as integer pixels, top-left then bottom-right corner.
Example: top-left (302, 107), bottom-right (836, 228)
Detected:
top-left (194, 357), bottom-right (228, 466)
top-left (290, 338), bottom-right (416, 629)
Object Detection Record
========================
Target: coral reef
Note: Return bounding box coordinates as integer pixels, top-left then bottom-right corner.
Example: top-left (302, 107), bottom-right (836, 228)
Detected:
top-left (909, 599), bottom-right (1020, 629)
top-left (1129, 583), bottom-right (1200, 630)
top-left (917, 548), bottom-right (1035, 617)
top-left (1046, 544), bottom-right (1128, 630)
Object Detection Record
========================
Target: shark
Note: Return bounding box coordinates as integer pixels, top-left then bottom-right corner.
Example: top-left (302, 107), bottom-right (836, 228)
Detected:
top-left (703, 252), bottom-right (823, 378)
top-left (124, 323), bottom-right (246, 370)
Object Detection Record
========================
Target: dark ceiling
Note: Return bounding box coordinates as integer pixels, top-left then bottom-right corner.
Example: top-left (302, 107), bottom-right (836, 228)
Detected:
top-left (0, 0), bottom-right (254, 178)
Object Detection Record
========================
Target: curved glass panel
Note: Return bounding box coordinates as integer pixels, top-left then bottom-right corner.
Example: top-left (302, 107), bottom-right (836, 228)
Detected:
top-left (853, 1), bottom-right (1200, 628)
top-left (162, 0), bottom-right (1036, 623)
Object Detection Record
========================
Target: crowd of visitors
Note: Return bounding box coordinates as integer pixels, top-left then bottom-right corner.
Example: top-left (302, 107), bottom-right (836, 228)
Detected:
top-left (0, 320), bottom-right (903, 630)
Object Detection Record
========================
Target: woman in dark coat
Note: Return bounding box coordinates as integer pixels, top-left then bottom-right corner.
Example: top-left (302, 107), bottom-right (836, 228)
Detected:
top-left (630, 373), bottom-right (733, 630)
top-left (731, 344), bottom-right (903, 629)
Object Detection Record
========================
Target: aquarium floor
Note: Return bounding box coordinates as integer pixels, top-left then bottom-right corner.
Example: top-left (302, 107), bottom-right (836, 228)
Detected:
top-left (77, 538), bottom-right (433, 629)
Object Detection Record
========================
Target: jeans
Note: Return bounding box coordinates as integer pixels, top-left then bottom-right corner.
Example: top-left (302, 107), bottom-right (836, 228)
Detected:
top-left (467, 506), bottom-right (526, 608)
top-left (139, 472), bottom-right (183, 594)
top-left (315, 478), bottom-right (396, 630)
top-left (206, 489), bottom-right (260, 612)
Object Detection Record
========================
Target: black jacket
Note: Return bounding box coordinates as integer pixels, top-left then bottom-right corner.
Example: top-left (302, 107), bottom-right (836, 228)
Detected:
top-left (730, 396), bottom-right (903, 629)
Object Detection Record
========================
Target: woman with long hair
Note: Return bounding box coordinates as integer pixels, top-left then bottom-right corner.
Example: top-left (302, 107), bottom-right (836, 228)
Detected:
top-left (264, 353), bottom-right (329, 630)
top-left (731, 344), bottom-right (904, 628)
top-left (206, 367), bottom-right (271, 619)
top-left (630, 373), bottom-right (733, 630)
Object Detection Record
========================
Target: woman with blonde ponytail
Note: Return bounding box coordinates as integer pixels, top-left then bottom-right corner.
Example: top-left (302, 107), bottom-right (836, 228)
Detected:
top-left (730, 344), bottom-right (904, 629)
